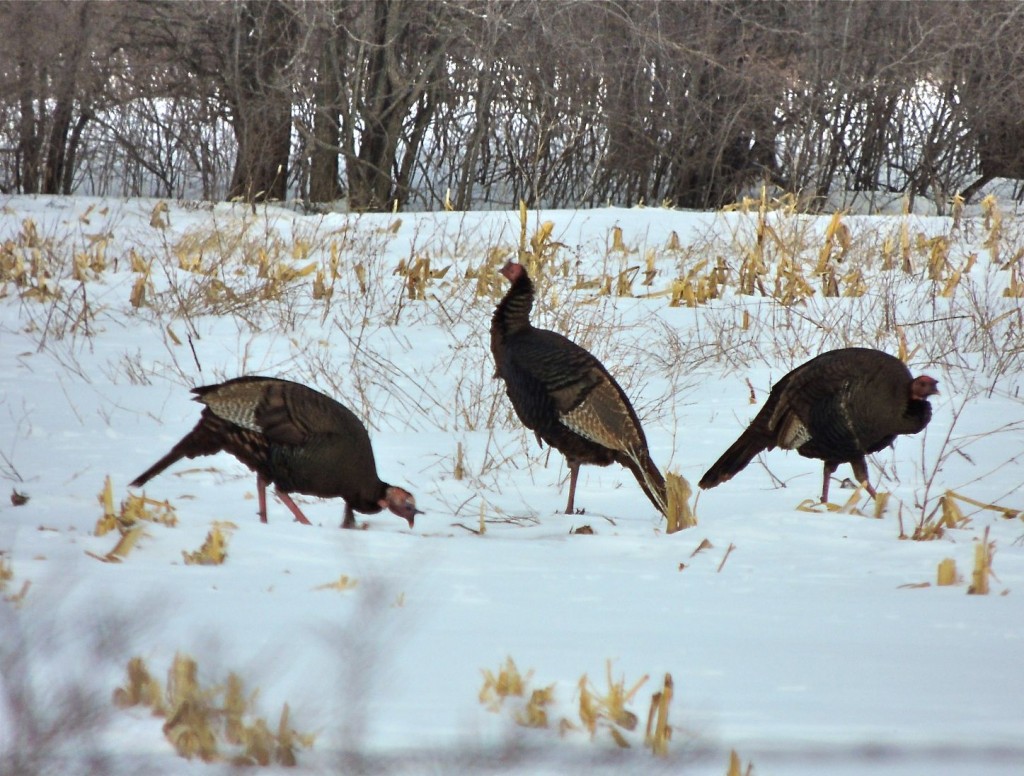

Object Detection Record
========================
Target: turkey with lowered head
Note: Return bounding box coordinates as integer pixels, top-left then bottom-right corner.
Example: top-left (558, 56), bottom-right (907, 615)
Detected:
top-left (130, 376), bottom-right (420, 528)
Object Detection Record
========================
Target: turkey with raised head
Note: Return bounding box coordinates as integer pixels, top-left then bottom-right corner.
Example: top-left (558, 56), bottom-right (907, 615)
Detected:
top-left (130, 376), bottom-right (421, 528)
top-left (490, 260), bottom-right (667, 516)
top-left (699, 348), bottom-right (938, 502)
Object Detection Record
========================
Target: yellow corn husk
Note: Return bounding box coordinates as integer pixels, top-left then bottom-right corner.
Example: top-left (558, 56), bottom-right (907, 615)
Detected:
top-left (182, 525), bottom-right (230, 566)
top-left (105, 525), bottom-right (146, 561)
top-left (610, 226), bottom-right (628, 253)
top-left (515, 686), bottom-right (555, 728)
top-left (479, 657), bottom-right (530, 711)
top-left (353, 261), bottom-right (367, 294)
top-left (313, 574), bottom-right (358, 592)
top-left (641, 250), bottom-right (657, 286)
top-left (129, 273), bottom-right (148, 308)
top-left (900, 220), bottom-right (912, 273)
top-left (112, 656), bottom-right (166, 714)
top-left (967, 526), bottom-right (993, 595)
top-left (665, 471), bottom-right (696, 533)
top-left (644, 673), bottom-right (673, 756)
top-left (873, 491), bottom-right (890, 518)
top-left (223, 673), bottom-right (248, 745)
top-left (937, 558), bottom-right (957, 586)
top-left (950, 192), bottom-right (964, 230)
top-left (945, 490), bottom-right (1020, 521)
top-left (150, 201), bottom-right (170, 229)
top-left (578, 675), bottom-right (598, 735)
top-left (453, 442), bottom-right (465, 481)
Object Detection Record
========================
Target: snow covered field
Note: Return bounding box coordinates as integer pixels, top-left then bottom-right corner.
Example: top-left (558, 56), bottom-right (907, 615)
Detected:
top-left (1, 195), bottom-right (1022, 775)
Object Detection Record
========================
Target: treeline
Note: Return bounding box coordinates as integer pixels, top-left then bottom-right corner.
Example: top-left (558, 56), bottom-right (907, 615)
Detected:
top-left (1, 0), bottom-right (1022, 211)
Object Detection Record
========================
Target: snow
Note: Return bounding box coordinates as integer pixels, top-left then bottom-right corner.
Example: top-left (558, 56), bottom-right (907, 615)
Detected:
top-left (1, 195), bottom-right (1023, 775)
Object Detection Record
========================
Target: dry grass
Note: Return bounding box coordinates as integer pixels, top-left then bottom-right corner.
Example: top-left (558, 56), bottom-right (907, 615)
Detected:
top-left (113, 653), bottom-right (314, 765)
top-left (6, 195), bottom-right (1022, 530)
top-left (479, 657), bottom-right (675, 755)
top-left (181, 523), bottom-right (233, 565)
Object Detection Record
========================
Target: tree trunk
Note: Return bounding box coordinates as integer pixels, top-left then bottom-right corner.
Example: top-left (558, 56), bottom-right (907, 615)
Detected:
top-left (226, 1), bottom-right (296, 203)
top-left (228, 97), bottom-right (292, 202)
top-left (308, 35), bottom-right (344, 203)
top-left (16, 63), bottom-right (41, 194)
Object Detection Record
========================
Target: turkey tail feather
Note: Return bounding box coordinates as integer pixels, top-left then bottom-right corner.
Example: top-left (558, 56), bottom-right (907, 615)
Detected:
top-left (699, 430), bottom-right (768, 490)
top-left (129, 421), bottom-right (225, 488)
top-left (130, 445), bottom-right (189, 488)
top-left (621, 450), bottom-right (668, 516)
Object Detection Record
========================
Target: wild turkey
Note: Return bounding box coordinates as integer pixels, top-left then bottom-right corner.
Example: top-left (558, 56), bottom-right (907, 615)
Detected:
top-left (490, 260), bottom-right (667, 515)
top-left (130, 376), bottom-right (420, 528)
top-left (699, 348), bottom-right (939, 502)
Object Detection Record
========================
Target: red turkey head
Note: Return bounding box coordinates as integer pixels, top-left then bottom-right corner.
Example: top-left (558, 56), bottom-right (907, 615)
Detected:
top-left (911, 375), bottom-right (939, 399)
top-left (381, 486), bottom-right (422, 528)
top-left (500, 261), bottom-right (524, 282)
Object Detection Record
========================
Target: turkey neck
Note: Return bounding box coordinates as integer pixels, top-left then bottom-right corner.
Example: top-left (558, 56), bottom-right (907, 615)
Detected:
top-left (903, 395), bottom-right (932, 431)
top-left (492, 270), bottom-right (534, 338)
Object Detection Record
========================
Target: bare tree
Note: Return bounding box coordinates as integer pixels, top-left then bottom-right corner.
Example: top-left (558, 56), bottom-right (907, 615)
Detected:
top-left (2, 0), bottom-right (1023, 209)
top-left (949, 1), bottom-right (1024, 201)
top-left (0, 0), bottom-right (127, 194)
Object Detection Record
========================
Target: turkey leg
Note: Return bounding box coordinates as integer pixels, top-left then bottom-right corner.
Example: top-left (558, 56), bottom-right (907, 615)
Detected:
top-left (565, 463), bottom-right (580, 514)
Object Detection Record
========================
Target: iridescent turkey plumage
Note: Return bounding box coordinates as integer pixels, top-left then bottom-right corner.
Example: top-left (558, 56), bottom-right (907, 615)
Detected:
top-left (130, 376), bottom-right (420, 528)
top-left (490, 261), bottom-right (667, 515)
top-left (699, 348), bottom-right (938, 502)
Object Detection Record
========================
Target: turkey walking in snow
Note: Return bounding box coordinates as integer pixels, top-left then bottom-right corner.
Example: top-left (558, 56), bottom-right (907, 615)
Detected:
top-left (699, 348), bottom-right (938, 502)
top-left (490, 260), bottom-right (667, 516)
top-left (130, 376), bottom-right (420, 528)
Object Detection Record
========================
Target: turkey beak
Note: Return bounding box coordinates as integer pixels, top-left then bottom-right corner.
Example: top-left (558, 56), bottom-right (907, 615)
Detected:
top-left (405, 503), bottom-right (424, 528)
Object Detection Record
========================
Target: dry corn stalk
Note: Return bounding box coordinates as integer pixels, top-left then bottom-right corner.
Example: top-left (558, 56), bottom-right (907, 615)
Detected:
top-left (900, 219), bottom-right (912, 273)
top-left (313, 574), bottom-right (359, 592)
top-left (614, 265), bottom-right (638, 296)
top-left (610, 226), bottom-right (630, 253)
top-left (479, 657), bottom-right (530, 711)
top-left (150, 200), bottom-right (170, 228)
top-left (926, 235), bottom-right (951, 280)
top-left (163, 653), bottom-right (218, 762)
top-left (1004, 265), bottom-right (1024, 298)
top-left (937, 558), bottom-right (958, 586)
top-left (644, 673), bottom-right (673, 756)
top-left (453, 442), bottom-right (466, 481)
top-left (182, 524), bottom-right (232, 565)
top-left (224, 673), bottom-right (249, 745)
top-left (578, 661), bottom-right (647, 744)
top-left (665, 472), bottom-right (696, 533)
top-left (944, 491), bottom-right (1020, 521)
top-left (353, 261), bottom-right (367, 294)
top-left (950, 192), bottom-right (964, 230)
top-left (642, 249), bottom-right (657, 285)
top-left (515, 686), bottom-right (555, 728)
top-left (913, 490), bottom-right (972, 540)
top-left (0, 556), bottom-right (12, 592)
top-left (727, 749), bottom-right (754, 776)
top-left (113, 656), bottom-right (167, 714)
top-left (815, 211), bottom-right (851, 272)
top-left (981, 194), bottom-right (1002, 264)
top-left (311, 268), bottom-right (331, 301)
top-left (967, 526), bottom-right (993, 595)
top-left (114, 654), bottom-right (313, 765)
